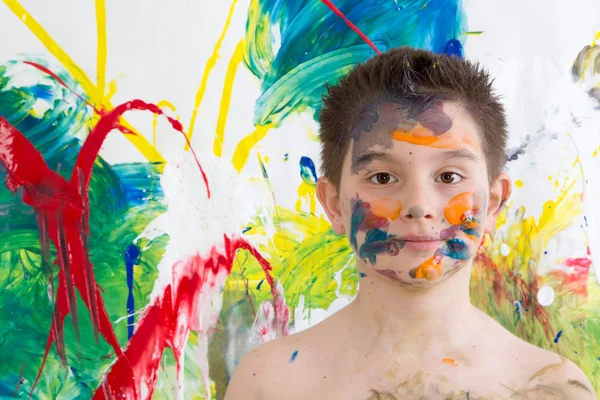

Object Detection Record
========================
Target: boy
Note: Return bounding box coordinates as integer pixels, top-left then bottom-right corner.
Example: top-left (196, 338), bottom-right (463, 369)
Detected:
top-left (225, 47), bottom-right (596, 399)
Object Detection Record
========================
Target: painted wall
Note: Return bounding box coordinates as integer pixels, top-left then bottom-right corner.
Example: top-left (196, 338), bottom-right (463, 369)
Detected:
top-left (0, 0), bottom-right (599, 398)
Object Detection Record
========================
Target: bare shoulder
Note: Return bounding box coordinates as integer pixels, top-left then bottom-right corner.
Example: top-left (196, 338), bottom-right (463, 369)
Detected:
top-left (224, 329), bottom-right (329, 400)
top-left (224, 335), bottom-right (296, 400)
top-left (513, 347), bottom-right (596, 399)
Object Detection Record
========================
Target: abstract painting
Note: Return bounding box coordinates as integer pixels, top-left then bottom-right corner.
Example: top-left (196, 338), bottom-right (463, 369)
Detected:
top-left (0, 0), bottom-right (599, 398)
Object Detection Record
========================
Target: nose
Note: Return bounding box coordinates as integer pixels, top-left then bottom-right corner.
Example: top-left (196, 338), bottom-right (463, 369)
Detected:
top-left (402, 184), bottom-right (436, 220)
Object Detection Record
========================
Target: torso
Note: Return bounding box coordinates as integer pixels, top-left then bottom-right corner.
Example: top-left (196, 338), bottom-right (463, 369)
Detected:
top-left (249, 306), bottom-right (591, 400)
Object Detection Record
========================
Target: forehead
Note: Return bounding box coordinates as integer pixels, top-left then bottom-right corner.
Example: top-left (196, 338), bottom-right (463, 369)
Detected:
top-left (347, 100), bottom-right (483, 171)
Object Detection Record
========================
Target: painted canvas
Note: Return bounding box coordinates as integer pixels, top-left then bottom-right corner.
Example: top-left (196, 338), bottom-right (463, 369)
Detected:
top-left (0, 0), bottom-right (599, 398)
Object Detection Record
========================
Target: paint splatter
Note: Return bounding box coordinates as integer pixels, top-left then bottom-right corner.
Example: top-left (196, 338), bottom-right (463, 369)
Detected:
top-left (289, 350), bottom-right (299, 362)
top-left (554, 330), bottom-right (563, 343)
top-left (442, 357), bottom-right (459, 366)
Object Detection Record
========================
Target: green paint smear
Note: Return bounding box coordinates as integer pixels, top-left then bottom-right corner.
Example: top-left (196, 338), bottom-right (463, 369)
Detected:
top-left (0, 58), bottom-right (168, 398)
top-left (243, 0), bottom-right (467, 126)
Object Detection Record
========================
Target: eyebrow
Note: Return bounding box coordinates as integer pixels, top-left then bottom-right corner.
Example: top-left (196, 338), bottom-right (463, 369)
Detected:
top-left (353, 151), bottom-right (396, 169)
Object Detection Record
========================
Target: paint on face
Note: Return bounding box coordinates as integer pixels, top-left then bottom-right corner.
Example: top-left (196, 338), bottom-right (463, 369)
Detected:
top-left (350, 101), bottom-right (449, 173)
top-left (409, 192), bottom-right (483, 280)
top-left (350, 198), bottom-right (405, 265)
top-left (409, 252), bottom-right (444, 280)
top-left (390, 102), bottom-right (480, 151)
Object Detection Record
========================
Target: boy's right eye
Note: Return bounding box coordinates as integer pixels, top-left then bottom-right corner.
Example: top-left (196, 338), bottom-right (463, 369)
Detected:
top-left (370, 173), bottom-right (398, 185)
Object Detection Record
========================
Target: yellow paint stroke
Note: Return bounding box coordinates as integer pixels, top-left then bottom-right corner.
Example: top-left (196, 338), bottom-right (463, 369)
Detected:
top-left (490, 161), bottom-right (583, 276)
top-left (515, 179), bottom-right (523, 188)
top-left (213, 40), bottom-right (245, 157)
top-left (232, 124), bottom-right (273, 172)
top-left (3, 0), bottom-right (165, 164)
top-left (152, 100), bottom-right (178, 145)
top-left (593, 148), bottom-right (599, 158)
top-left (463, 31), bottom-right (484, 36)
top-left (186, 0), bottom-right (238, 150)
top-left (95, 0), bottom-right (107, 102)
top-left (296, 181), bottom-right (316, 214)
top-left (579, 31), bottom-right (600, 80)
top-left (592, 30), bottom-right (600, 47)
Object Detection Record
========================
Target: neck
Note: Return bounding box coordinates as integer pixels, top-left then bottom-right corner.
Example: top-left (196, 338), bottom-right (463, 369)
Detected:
top-left (347, 262), bottom-right (478, 357)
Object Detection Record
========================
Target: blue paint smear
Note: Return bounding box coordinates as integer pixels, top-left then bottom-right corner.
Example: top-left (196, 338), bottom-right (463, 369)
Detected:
top-left (299, 156), bottom-right (318, 184)
top-left (359, 272), bottom-right (367, 278)
top-left (123, 244), bottom-right (141, 340)
top-left (290, 350), bottom-right (299, 362)
top-left (443, 38), bottom-right (463, 58)
top-left (350, 199), bottom-right (405, 264)
top-left (554, 330), bottom-right (563, 343)
top-left (441, 238), bottom-right (471, 260)
top-left (257, 279), bottom-right (265, 290)
top-left (513, 300), bottom-right (521, 321)
top-left (243, 0), bottom-right (467, 127)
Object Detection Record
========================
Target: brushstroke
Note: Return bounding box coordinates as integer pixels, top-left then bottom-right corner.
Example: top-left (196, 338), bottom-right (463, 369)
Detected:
top-left (186, 0), bottom-right (239, 149)
top-left (319, 0), bottom-right (381, 54)
top-left (213, 40), bottom-right (245, 157)
top-left (92, 236), bottom-right (288, 400)
top-left (2, 0), bottom-right (164, 162)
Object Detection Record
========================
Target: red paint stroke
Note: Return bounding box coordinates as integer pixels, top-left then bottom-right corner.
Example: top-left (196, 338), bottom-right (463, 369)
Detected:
top-left (319, 0), bottom-right (381, 54)
top-left (92, 235), bottom-right (288, 400)
top-left (24, 61), bottom-right (100, 113)
top-left (550, 257), bottom-right (592, 298)
top-left (0, 97), bottom-right (211, 397)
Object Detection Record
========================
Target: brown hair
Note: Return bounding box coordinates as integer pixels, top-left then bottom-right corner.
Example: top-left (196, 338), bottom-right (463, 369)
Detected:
top-left (318, 46), bottom-right (507, 187)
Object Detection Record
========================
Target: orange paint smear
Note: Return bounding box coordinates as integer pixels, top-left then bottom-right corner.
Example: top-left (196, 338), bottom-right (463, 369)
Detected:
top-left (391, 124), bottom-right (478, 151)
top-left (412, 255), bottom-right (443, 280)
top-left (442, 358), bottom-right (459, 367)
top-left (369, 198), bottom-right (403, 220)
top-left (444, 192), bottom-right (480, 225)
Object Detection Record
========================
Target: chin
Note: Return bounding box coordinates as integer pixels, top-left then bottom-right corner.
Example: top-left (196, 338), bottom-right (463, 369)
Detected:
top-left (366, 255), bottom-right (468, 287)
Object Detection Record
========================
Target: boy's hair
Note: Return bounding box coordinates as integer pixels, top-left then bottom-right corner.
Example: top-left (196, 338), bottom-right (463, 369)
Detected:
top-left (318, 46), bottom-right (507, 187)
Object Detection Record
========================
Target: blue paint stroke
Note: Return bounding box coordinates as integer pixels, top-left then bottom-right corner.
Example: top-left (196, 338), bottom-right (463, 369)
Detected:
top-left (257, 279), bottom-right (265, 290)
top-left (290, 350), bottom-right (299, 362)
top-left (441, 238), bottom-right (471, 260)
top-left (123, 244), bottom-right (141, 339)
top-left (299, 156), bottom-right (318, 184)
top-left (243, 0), bottom-right (467, 127)
top-left (359, 272), bottom-right (367, 278)
top-left (554, 330), bottom-right (563, 343)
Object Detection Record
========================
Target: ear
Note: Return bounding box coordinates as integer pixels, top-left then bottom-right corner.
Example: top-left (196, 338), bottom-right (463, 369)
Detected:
top-left (316, 177), bottom-right (345, 235)
top-left (484, 171), bottom-right (511, 234)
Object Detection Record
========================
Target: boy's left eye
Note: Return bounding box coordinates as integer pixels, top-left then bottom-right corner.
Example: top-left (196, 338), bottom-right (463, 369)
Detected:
top-left (436, 172), bottom-right (462, 184)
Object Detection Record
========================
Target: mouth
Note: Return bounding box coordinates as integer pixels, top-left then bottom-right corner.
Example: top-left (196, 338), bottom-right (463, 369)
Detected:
top-left (399, 235), bottom-right (443, 252)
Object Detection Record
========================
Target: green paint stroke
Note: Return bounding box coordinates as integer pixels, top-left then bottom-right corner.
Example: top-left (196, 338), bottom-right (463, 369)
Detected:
top-left (243, 0), bottom-right (467, 126)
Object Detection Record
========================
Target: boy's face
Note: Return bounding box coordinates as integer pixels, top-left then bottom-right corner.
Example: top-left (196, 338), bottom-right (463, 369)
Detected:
top-left (317, 101), bottom-right (510, 287)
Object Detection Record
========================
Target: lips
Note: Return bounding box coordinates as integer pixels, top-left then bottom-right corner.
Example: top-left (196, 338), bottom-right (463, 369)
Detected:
top-left (399, 235), bottom-right (443, 252)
